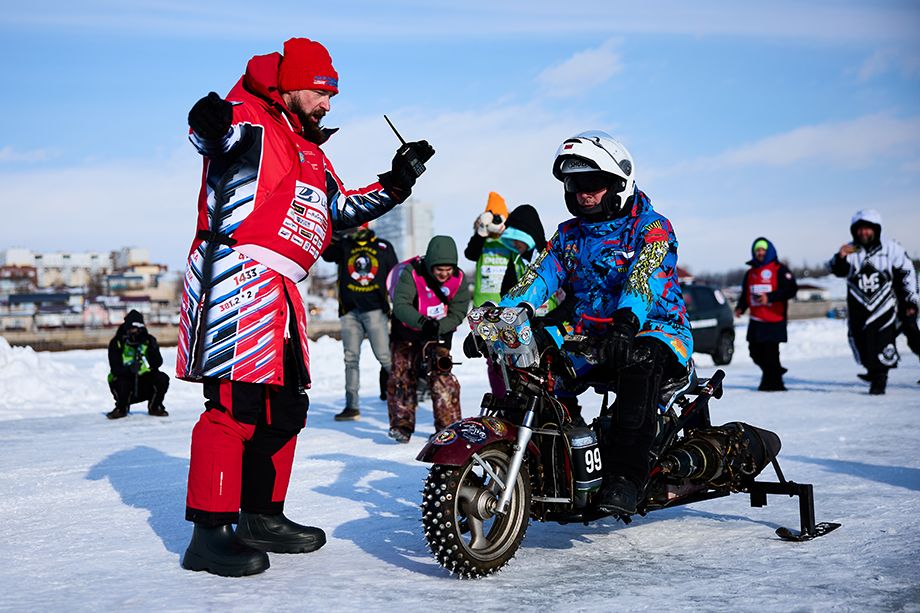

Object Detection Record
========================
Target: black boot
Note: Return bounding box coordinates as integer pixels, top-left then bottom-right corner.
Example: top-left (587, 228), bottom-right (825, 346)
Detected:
top-left (182, 524), bottom-right (270, 577)
top-left (869, 372), bottom-right (887, 395)
top-left (758, 370), bottom-right (787, 392)
top-left (597, 476), bottom-right (639, 515)
top-left (379, 367), bottom-right (389, 401)
top-left (106, 407), bottom-right (128, 420)
top-left (236, 512), bottom-right (326, 554)
top-left (148, 401), bottom-right (169, 417)
top-left (334, 408), bottom-right (360, 421)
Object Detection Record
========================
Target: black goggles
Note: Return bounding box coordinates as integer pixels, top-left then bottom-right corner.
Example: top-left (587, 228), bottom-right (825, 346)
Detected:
top-left (563, 172), bottom-right (612, 194)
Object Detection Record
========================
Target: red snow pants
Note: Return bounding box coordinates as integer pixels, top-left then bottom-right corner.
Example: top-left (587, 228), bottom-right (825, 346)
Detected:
top-left (185, 353), bottom-right (309, 527)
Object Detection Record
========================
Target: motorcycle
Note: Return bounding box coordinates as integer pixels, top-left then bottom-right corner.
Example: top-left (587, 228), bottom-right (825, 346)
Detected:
top-left (416, 306), bottom-right (840, 578)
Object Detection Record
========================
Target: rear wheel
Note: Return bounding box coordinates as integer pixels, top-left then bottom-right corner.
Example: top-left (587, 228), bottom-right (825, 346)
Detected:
top-left (711, 331), bottom-right (734, 365)
top-left (421, 445), bottom-right (531, 578)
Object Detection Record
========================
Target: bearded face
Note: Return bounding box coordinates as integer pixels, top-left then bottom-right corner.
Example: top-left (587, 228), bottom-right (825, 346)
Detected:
top-left (282, 89), bottom-right (333, 144)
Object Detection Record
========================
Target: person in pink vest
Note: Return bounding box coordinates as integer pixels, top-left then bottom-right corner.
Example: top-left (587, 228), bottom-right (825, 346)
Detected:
top-left (177, 37), bottom-right (433, 577)
top-left (734, 237), bottom-right (798, 391)
top-left (387, 236), bottom-right (471, 443)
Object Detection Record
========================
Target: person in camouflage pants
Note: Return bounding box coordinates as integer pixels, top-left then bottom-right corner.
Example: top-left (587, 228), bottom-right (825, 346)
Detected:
top-left (387, 341), bottom-right (461, 439)
top-left (387, 235), bottom-right (471, 443)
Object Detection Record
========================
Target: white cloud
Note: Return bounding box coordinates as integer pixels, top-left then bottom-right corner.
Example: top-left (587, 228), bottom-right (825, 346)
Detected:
top-left (0, 146), bottom-right (59, 163)
top-left (857, 48), bottom-right (920, 81)
top-left (0, 146), bottom-right (201, 271)
top-left (655, 114), bottom-right (920, 176)
top-left (665, 194), bottom-right (920, 273)
top-left (536, 40), bottom-right (622, 98)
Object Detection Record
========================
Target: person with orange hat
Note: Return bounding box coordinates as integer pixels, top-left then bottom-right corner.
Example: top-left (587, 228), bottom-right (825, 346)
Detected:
top-left (176, 37), bottom-right (434, 577)
top-left (464, 192), bottom-right (513, 307)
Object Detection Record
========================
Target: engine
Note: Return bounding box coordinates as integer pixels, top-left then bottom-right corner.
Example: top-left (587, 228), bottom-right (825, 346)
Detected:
top-left (658, 422), bottom-right (782, 491)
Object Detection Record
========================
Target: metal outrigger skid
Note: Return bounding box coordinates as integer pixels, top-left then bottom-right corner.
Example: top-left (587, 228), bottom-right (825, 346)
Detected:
top-left (747, 457), bottom-right (841, 541)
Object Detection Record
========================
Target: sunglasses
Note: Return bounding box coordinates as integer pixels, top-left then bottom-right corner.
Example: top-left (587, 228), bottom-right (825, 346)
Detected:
top-left (563, 173), bottom-right (613, 194)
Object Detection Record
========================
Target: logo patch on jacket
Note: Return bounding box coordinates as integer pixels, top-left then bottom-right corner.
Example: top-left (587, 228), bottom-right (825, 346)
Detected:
top-left (277, 181), bottom-right (329, 260)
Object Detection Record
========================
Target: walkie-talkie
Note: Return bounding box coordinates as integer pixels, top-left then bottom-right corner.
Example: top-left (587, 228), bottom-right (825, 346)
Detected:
top-left (384, 114), bottom-right (427, 179)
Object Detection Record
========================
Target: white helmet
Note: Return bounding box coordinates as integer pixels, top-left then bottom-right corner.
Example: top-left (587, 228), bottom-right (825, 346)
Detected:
top-left (553, 130), bottom-right (636, 219)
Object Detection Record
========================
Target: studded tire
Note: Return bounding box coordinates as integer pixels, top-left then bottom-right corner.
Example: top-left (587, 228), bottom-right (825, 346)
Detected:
top-left (421, 444), bottom-right (531, 578)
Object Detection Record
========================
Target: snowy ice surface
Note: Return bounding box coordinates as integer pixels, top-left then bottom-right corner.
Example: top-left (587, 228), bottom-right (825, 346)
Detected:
top-left (1, 320), bottom-right (919, 612)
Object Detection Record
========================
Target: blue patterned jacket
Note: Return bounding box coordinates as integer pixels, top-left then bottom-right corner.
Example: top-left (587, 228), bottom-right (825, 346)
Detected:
top-left (499, 189), bottom-right (693, 365)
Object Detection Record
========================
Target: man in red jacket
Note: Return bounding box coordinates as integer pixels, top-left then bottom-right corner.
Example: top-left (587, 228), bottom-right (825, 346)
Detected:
top-left (177, 37), bottom-right (433, 577)
top-left (735, 237), bottom-right (798, 391)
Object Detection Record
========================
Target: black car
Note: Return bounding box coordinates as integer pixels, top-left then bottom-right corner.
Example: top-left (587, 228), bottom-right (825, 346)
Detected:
top-left (681, 283), bottom-right (735, 365)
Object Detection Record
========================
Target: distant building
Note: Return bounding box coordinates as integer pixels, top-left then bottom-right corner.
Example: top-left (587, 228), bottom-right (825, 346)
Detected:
top-left (373, 197), bottom-right (434, 260)
top-left (112, 247), bottom-right (150, 269)
top-left (0, 265), bottom-right (37, 294)
top-left (0, 247), bottom-right (174, 300)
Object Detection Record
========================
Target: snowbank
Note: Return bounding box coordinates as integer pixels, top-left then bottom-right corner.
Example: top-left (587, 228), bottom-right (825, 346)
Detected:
top-left (0, 336), bottom-right (104, 419)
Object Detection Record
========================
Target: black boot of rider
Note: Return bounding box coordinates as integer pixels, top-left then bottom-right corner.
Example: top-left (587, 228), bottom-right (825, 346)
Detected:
top-left (182, 524), bottom-right (270, 577)
top-left (236, 512), bottom-right (327, 554)
top-left (597, 475), bottom-right (639, 515)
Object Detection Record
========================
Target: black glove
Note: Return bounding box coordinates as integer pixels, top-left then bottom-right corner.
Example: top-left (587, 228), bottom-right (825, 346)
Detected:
top-left (463, 332), bottom-right (483, 358)
top-left (130, 360), bottom-right (142, 375)
top-left (532, 325), bottom-right (558, 353)
top-left (420, 317), bottom-right (441, 340)
top-left (606, 309), bottom-right (640, 367)
top-left (389, 140), bottom-right (436, 188)
top-left (188, 92), bottom-right (233, 139)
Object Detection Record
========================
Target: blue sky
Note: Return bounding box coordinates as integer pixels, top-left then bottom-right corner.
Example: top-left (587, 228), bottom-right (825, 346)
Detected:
top-left (1, 1), bottom-right (918, 274)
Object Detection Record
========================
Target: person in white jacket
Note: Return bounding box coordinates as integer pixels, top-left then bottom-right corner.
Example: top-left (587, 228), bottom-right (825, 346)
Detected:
top-left (829, 209), bottom-right (919, 395)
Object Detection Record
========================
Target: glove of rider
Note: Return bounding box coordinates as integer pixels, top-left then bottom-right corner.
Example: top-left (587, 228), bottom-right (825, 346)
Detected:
top-left (475, 212), bottom-right (506, 237)
top-left (130, 360), bottom-right (142, 375)
top-left (606, 309), bottom-right (640, 367)
top-left (532, 326), bottom-right (558, 353)
top-left (419, 317), bottom-right (441, 341)
top-left (188, 92), bottom-right (233, 140)
top-left (462, 331), bottom-right (484, 358)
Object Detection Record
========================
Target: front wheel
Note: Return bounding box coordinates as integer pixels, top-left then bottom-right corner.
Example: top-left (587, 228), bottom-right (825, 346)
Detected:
top-left (421, 445), bottom-right (531, 578)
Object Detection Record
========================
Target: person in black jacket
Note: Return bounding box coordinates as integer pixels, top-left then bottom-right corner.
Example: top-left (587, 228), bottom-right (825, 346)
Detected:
top-left (106, 310), bottom-right (169, 419)
top-left (734, 238), bottom-right (798, 391)
top-left (321, 225), bottom-right (398, 420)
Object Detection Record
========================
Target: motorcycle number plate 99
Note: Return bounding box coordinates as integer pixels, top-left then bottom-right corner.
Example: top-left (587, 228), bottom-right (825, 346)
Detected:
top-left (569, 429), bottom-right (603, 492)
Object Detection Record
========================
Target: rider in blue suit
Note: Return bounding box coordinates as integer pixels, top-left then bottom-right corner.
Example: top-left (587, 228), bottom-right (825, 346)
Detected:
top-left (499, 130), bottom-right (693, 514)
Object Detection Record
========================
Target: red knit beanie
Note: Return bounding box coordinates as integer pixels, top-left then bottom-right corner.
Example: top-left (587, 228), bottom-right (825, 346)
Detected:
top-left (277, 38), bottom-right (339, 94)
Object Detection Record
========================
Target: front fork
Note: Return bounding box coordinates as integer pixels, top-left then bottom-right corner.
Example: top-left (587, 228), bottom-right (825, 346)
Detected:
top-left (494, 395), bottom-right (539, 513)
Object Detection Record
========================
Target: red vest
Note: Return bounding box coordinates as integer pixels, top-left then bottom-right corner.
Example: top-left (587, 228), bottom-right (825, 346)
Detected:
top-left (747, 261), bottom-right (784, 323)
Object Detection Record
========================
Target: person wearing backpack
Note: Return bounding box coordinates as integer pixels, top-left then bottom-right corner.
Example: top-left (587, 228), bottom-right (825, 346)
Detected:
top-left (387, 236), bottom-right (471, 443)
